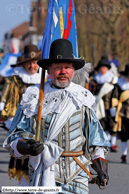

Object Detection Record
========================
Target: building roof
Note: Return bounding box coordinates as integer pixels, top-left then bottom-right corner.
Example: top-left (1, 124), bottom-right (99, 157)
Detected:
top-left (11, 21), bottom-right (30, 38)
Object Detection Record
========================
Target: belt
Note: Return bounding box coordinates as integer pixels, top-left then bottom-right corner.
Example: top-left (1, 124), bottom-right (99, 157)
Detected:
top-left (61, 150), bottom-right (107, 190)
top-left (61, 150), bottom-right (92, 179)
top-left (61, 150), bottom-right (84, 157)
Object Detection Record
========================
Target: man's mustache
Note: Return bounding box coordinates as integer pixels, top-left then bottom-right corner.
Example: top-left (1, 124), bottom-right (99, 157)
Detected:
top-left (57, 75), bottom-right (69, 79)
top-left (28, 67), bottom-right (37, 71)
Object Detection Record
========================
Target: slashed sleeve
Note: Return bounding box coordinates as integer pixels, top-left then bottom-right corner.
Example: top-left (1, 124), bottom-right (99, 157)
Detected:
top-left (84, 107), bottom-right (110, 160)
top-left (3, 103), bottom-right (34, 158)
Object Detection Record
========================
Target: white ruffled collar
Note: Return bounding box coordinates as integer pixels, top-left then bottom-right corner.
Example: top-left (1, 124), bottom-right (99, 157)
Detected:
top-left (12, 67), bottom-right (41, 84)
top-left (94, 71), bottom-right (114, 84)
top-left (118, 77), bottom-right (129, 90)
top-left (20, 81), bottom-right (95, 118)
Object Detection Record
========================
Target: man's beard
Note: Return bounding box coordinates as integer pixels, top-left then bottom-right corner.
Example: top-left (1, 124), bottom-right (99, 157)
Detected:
top-left (55, 73), bottom-right (74, 88)
top-left (55, 79), bottom-right (70, 88)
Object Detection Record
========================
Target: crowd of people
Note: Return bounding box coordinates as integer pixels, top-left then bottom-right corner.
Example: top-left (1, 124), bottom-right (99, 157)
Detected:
top-left (0, 38), bottom-right (128, 193)
top-left (89, 54), bottom-right (129, 164)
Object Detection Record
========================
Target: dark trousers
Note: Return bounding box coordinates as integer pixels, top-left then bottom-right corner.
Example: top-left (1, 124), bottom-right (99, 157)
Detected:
top-left (118, 117), bottom-right (129, 142)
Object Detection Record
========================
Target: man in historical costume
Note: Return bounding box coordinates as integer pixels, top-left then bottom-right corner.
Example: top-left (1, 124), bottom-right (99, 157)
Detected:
top-left (0, 44), bottom-right (41, 187)
top-left (89, 55), bottom-right (118, 152)
top-left (110, 63), bottom-right (129, 163)
top-left (0, 55), bottom-right (24, 129)
top-left (0, 44), bottom-right (41, 130)
top-left (3, 39), bottom-right (110, 194)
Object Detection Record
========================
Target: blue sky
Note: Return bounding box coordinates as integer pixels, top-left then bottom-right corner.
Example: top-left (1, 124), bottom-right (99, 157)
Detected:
top-left (0, 0), bottom-right (36, 47)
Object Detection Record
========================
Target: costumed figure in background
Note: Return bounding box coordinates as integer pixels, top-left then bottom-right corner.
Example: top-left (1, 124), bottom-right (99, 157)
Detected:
top-left (0, 55), bottom-right (23, 130)
top-left (110, 63), bottom-right (129, 163)
top-left (100, 54), bottom-right (118, 77)
top-left (1, 44), bottom-right (41, 185)
top-left (0, 44), bottom-right (41, 130)
top-left (89, 55), bottom-right (118, 152)
top-left (3, 39), bottom-right (110, 194)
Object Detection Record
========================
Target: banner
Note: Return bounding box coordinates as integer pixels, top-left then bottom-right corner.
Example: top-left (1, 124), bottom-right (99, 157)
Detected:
top-left (41, 0), bottom-right (78, 59)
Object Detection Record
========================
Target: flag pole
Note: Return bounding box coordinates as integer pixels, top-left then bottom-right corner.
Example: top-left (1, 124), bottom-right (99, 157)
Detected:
top-left (35, 0), bottom-right (54, 141)
top-left (36, 69), bottom-right (45, 141)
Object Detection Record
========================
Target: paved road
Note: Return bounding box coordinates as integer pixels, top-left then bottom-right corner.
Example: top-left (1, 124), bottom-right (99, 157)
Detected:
top-left (89, 140), bottom-right (129, 194)
top-left (0, 128), bottom-right (19, 194)
top-left (0, 127), bottom-right (129, 194)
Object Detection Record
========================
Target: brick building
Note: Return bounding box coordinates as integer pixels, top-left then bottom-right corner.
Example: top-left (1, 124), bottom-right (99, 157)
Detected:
top-left (3, 0), bottom-right (48, 53)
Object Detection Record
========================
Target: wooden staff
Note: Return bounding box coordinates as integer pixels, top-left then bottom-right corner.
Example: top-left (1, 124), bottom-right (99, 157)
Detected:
top-left (36, 69), bottom-right (45, 141)
top-left (85, 83), bottom-right (89, 90)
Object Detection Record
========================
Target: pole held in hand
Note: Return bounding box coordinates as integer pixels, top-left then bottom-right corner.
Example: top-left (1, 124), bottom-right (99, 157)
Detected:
top-left (36, 69), bottom-right (45, 141)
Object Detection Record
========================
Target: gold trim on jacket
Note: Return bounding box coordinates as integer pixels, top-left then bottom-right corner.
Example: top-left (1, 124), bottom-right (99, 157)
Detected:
top-left (1, 76), bottom-right (32, 121)
top-left (112, 90), bottom-right (129, 132)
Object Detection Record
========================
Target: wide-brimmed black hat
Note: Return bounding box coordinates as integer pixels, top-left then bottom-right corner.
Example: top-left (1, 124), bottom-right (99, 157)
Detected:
top-left (95, 55), bottom-right (111, 71)
top-left (21, 44), bottom-right (41, 63)
top-left (11, 55), bottom-right (24, 68)
top-left (119, 63), bottom-right (129, 78)
top-left (37, 39), bottom-right (85, 70)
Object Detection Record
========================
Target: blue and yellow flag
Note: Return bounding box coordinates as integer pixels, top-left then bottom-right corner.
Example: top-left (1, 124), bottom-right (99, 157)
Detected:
top-left (41, 0), bottom-right (78, 60)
